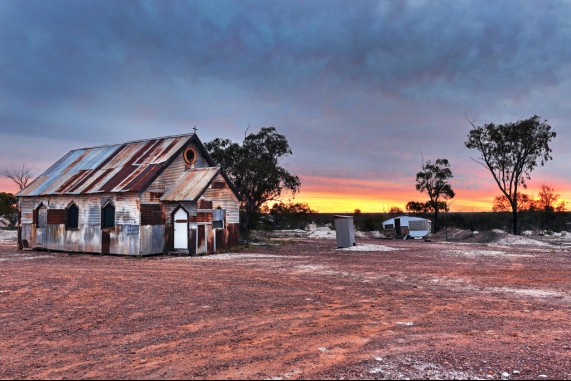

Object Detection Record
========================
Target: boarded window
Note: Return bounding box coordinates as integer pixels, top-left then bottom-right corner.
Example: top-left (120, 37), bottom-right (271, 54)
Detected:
top-left (102, 203), bottom-right (115, 228)
top-left (47, 209), bottom-right (65, 224)
top-left (141, 204), bottom-right (164, 225)
top-left (190, 212), bottom-right (212, 223)
top-left (198, 200), bottom-right (213, 209)
top-left (384, 224), bottom-right (394, 230)
top-left (211, 181), bottom-right (225, 189)
top-left (66, 204), bottom-right (79, 229)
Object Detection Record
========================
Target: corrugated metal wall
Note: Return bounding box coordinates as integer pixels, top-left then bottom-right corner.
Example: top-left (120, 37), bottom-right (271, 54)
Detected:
top-left (19, 193), bottom-right (141, 255)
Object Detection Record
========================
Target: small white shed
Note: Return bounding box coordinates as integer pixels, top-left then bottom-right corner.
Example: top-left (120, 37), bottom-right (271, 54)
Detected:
top-left (382, 215), bottom-right (431, 238)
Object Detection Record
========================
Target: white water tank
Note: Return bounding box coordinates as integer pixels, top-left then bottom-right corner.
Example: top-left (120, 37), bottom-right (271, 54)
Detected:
top-left (334, 215), bottom-right (355, 248)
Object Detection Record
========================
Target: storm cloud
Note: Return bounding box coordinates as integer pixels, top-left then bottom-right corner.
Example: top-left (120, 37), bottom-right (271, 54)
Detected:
top-left (1, 0), bottom-right (571, 210)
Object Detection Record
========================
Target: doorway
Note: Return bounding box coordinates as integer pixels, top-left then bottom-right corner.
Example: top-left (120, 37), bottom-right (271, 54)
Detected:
top-left (395, 218), bottom-right (401, 236)
top-left (173, 208), bottom-right (189, 250)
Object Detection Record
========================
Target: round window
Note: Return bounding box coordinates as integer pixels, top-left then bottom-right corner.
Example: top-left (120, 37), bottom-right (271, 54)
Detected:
top-left (184, 147), bottom-right (196, 165)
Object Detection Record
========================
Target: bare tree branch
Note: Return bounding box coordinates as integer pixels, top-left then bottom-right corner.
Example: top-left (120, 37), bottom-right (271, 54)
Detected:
top-left (2, 164), bottom-right (33, 190)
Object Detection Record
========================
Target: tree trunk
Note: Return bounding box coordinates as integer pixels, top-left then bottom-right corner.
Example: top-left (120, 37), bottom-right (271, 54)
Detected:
top-left (433, 208), bottom-right (439, 233)
top-left (511, 208), bottom-right (518, 235)
top-left (241, 202), bottom-right (257, 242)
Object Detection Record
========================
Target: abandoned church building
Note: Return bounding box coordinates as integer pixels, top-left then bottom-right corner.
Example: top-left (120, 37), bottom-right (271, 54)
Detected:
top-left (16, 133), bottom-right (240, 256)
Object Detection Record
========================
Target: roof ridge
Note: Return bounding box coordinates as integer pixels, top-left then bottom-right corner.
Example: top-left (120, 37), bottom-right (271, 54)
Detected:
top-left (71, 133), bottom-right (196, 151)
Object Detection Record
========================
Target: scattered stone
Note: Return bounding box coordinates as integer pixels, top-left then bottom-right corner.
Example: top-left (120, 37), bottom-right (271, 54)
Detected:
top-left (369, 367), bottom-right (383, 374)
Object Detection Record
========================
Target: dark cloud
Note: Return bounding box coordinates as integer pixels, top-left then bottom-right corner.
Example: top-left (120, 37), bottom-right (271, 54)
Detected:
top-left (1, 0), bottom-right (571, 208)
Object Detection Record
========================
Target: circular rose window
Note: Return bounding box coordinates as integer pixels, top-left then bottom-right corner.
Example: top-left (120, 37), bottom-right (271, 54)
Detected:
top-left (184, 147), bottom-right (197, 165)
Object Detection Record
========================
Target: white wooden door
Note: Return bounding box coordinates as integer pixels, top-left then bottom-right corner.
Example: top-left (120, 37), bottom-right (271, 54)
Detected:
top-left (174, 208), bottom-right (188, 249)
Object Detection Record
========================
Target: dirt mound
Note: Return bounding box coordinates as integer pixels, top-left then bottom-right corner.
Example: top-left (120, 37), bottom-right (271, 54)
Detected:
top-left (434, 228), bottom-right (553, 247)
top-left (432, 227), bottom-right (474, 241)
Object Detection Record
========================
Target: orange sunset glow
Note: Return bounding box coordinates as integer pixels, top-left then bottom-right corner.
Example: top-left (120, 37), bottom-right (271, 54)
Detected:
top-left (4, 172), bottom-right (570, 214)
top-left (4, 166), bottom-right (571, 215)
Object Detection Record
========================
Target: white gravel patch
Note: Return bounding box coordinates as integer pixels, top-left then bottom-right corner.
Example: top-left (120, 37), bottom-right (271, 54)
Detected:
top-left (0, 255), bottom-right (52, 262)
top-left (445, 249), bottom-right (534, 258)
top-left (171, 253), bottom-right (297, 261)
top-left (0, 230), bottom-right (17, 241)
top-left (308, 230), bottom-right (336, 239)
top-left (338, 244), bottom-right (398, 252)
top-left (489, 287), bottom-right (566, 299)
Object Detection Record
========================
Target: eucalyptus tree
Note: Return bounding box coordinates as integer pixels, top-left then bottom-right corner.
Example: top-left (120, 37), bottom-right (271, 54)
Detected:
top-left (205, 127), bottom-right (301, 238)
top-left (414, 158), bottom-right (455, 232)
top-left (465, 115), bottom-right (556, 235)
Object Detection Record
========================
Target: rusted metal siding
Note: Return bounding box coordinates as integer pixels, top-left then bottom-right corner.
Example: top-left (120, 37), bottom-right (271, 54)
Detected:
top-left (18, 194), bottom-right (141, 255)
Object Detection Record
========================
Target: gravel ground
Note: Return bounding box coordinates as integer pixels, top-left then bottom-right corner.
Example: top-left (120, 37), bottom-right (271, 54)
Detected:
top-left (1, 239), bottom-right (571, 379)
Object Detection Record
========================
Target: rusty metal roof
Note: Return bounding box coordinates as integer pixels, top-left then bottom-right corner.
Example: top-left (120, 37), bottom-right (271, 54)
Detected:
top-left (160, 167), bottom-right (220, 202)
top-left (17, 134), bottom-right (198, 197)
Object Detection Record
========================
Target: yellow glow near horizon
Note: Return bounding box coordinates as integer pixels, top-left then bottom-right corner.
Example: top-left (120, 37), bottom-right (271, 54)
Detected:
top-left (2, 175), bottom-right (570, 214)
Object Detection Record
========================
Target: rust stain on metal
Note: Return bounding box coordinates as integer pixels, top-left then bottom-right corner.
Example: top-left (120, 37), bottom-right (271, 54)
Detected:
top-left (128, 139), bottom-right (162, 166)
top-left (81, 168), bottom-right (114, 194)
top-left (153, 137), bottom-right (182, 163)
top-left (100, 165), bottom-right (138, 192)
top-left (125, 164), bottom-right (163, 191)
top-left (55, 170), bottom-right (89, 193)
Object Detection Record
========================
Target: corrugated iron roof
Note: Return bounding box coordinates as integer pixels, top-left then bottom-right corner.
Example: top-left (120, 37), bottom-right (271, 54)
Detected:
top-left (17, 134), bottom-right (195, 197)
top-left (160, 167), bottom-right (220, 202)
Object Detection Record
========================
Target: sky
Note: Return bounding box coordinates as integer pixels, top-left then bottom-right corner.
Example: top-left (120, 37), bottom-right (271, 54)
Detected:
top-left (1, 0), bottom-right (571, 213)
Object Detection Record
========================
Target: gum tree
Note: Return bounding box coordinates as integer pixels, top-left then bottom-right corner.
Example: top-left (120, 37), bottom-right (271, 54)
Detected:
top-left (205, 127), bottom-right (301, 238)
top-left (415, 158), bottom-right (455, 232)
top-left (465, 115), bottom-right (556, 234)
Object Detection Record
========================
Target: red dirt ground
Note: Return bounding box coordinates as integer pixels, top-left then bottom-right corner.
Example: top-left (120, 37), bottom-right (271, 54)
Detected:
top-left (1, 239), bottom-right (571, 380)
